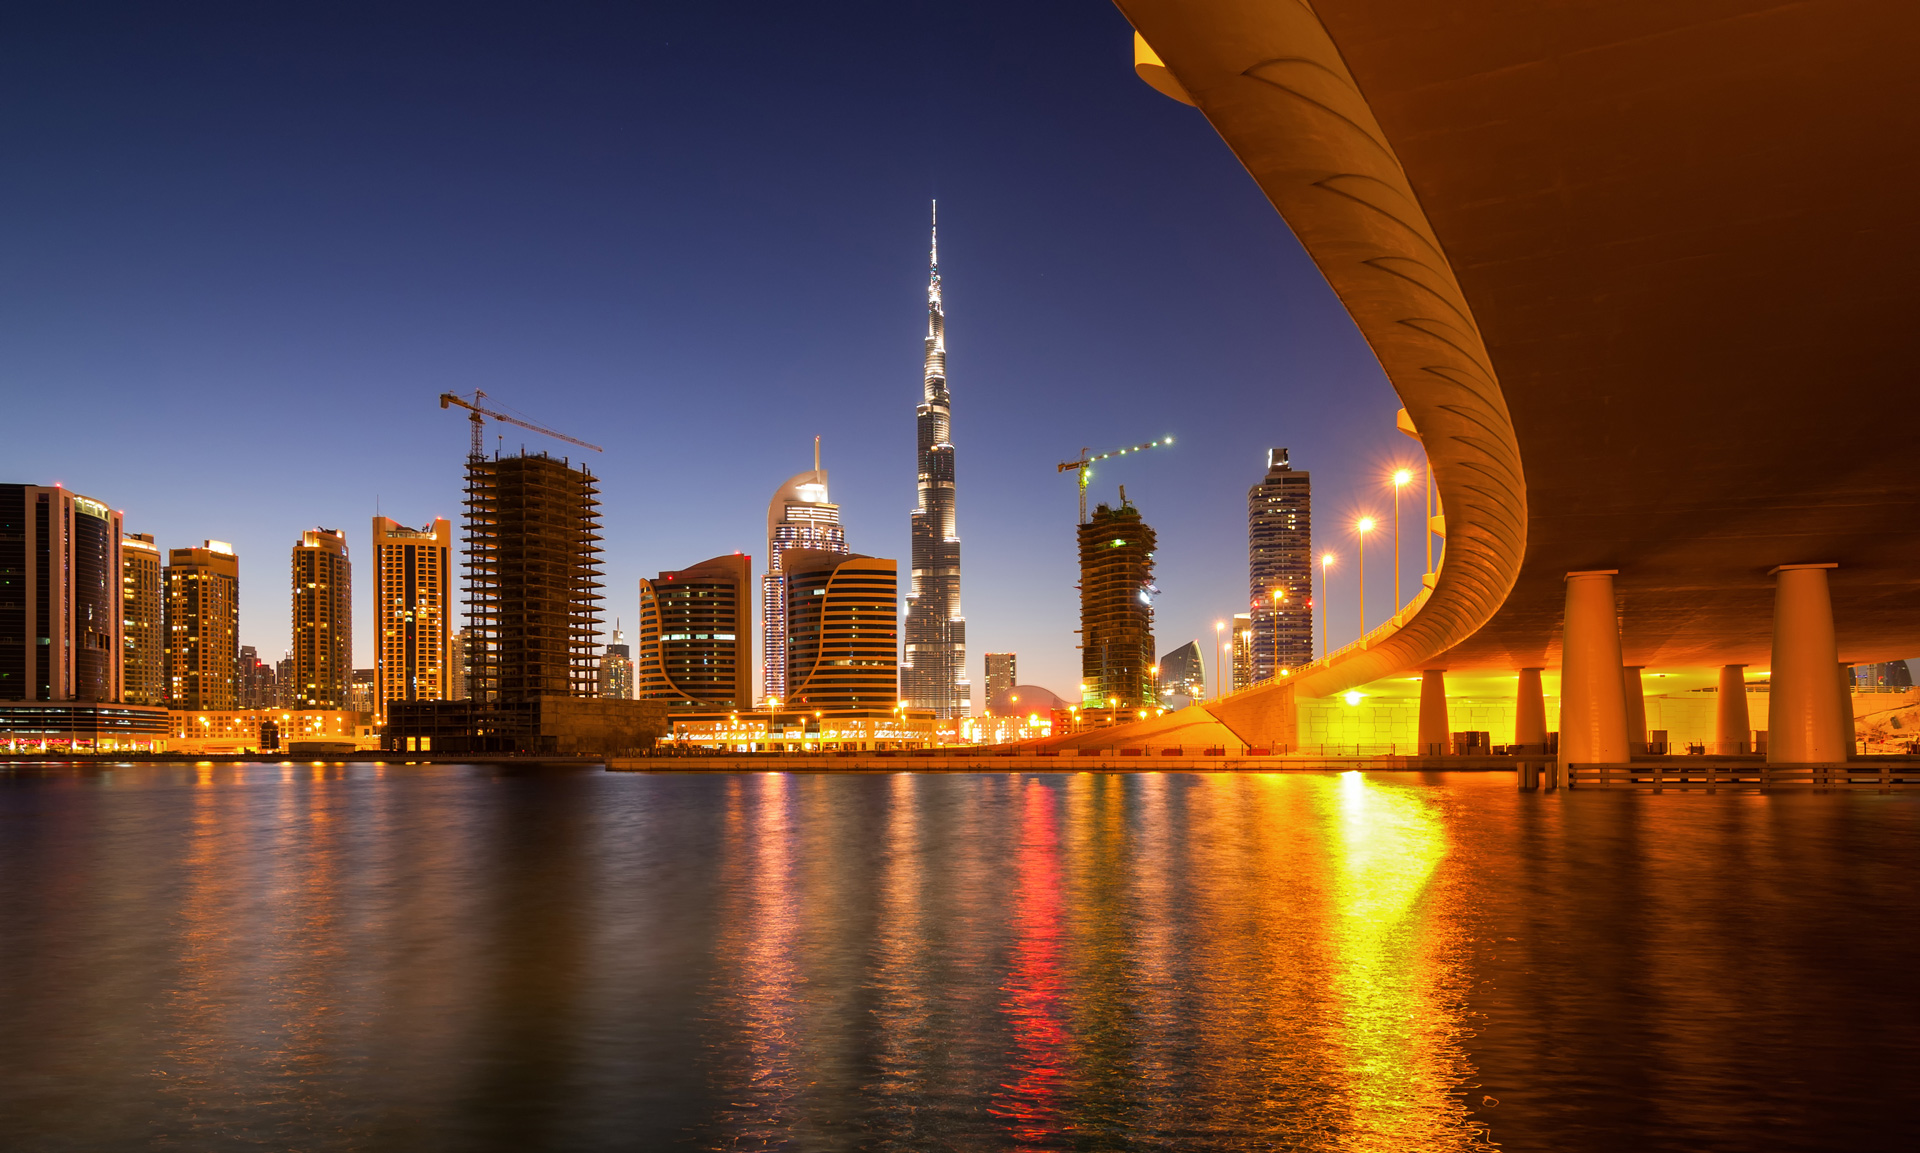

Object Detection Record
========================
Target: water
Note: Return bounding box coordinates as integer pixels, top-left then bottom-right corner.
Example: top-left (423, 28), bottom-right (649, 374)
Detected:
top-left (1, 764), bottom-right (1915, 1152)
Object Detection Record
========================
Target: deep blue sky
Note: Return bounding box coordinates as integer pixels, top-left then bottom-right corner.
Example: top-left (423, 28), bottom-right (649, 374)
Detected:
top-left (1, 2), bottom-right (1419, 703)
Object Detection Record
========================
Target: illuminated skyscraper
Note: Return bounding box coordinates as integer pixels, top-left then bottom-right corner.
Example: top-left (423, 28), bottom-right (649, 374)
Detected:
top-left (373, 516), bottom-right (452, 719)
top-left (164, 541), bottom-right (239, 710)
top-left (0, 485), bottom-right (123, 702)
top-left (291, 528), bottom-right (351, 709)
top-left (238, 645), bottom-right (275, 708)
top-left (903, 204), bottom-right (969, 718)
top-left (598, 626), bottom-right (633, 700)
top-left (784, 550), bottom-right (898, 710)
top-left (1078, 498), bottom-right (1157, 709)
top-left (122, 532), bottom-right (163, 705)
top-left (640, 554), bottom-right (752, 712)
top-left (1248, 448), bottom-right (1313, 674)
top-left (762, 441), bottom-right (847, 702)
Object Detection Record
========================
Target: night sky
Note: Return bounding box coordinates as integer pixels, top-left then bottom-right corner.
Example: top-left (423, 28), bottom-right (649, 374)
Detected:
top-left (2, 2), bottom-right (1418, 704)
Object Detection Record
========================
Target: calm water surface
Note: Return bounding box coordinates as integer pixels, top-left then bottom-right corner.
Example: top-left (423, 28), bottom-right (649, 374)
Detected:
top-left (1, 764), bottom-right (1915, 1151)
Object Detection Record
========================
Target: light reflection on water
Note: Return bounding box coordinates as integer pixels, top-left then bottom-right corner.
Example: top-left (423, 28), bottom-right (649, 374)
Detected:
top-left (1, 764), bottom-right (1915, 1151)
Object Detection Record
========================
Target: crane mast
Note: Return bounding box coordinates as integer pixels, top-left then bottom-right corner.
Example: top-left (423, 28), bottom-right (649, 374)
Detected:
top-left (1058, 436), bottom-right (1174, 523)
top-left (438, 391), bottom-right (603, 459)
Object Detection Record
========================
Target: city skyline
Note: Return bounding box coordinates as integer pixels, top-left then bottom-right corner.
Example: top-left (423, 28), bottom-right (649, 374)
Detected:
top-left (0, 6), bottom-right (1419, 708)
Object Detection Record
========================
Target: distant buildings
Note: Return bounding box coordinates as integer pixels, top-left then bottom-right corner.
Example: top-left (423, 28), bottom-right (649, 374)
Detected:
top-left (1078, 498), bottom-right (1157, 709)
top-left (638, 554), bottom-right (752, 712)
top-left (984, 652), bottom-right (1016, 706)
top-left (237, 645), bottom-right (276, 708)
top-left (598, 627), bottom-right (633, 700)
top-left (0, 485), bottom-right (123, 703)
top-left (348, 669), bottom-right (376, 714)
top-left (372, 516), bottom-right (452, 719)
top-left (165, 541), bottom-right (239, 710)
top-left (903, 208), bottom-right (969, 719)
top-left (449, 628), bottom-right (471, 701)
top-left (291, 528), bottom-right (352, 709)
top-left (762, 442), bottom-right (848, 702)
top-left (1158, 640), bottom-right (1205, 705)
top-left (784, 550), bottom-right (899, 709)
top-left (1248, 448), bottom-right (1313, 676)
top-left (122, 532), bottom-right (164, 706)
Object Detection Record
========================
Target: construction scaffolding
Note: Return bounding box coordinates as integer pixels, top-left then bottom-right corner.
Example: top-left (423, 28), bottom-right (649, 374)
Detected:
top-left (1078, 498), bottom-right (1158, 709)
top-left (464, 451), bottom-right (604, 705)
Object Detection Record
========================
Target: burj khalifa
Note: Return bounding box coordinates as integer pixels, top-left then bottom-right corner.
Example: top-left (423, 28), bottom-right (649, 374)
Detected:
top-left (902, 204), bottom-right (969, 718)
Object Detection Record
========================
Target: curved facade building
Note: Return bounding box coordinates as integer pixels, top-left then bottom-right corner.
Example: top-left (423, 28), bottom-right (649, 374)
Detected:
top-left (639, 553), bottom-right (752, 712)
top-left (783, 550), bottom-right (898, 710)
top-left (761, 444), bottom-right (848, 701)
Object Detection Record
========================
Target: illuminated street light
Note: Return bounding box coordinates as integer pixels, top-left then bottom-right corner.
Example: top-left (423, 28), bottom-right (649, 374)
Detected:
top-left (1392, 468), bottom-right (1413, 610)
top-left (1356, 517), bottom-right (1375, 642)
top-left (1319, 552), bottom-right (1335, 659)
top-left (1269, 587), bottom-right (1285, 681)
top-left (1213, 620), bottom-right (1226, 701)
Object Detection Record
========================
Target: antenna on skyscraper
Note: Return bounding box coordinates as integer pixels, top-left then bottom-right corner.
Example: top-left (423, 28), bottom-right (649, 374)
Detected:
top-left (814, 435), bottom-right (821, 473)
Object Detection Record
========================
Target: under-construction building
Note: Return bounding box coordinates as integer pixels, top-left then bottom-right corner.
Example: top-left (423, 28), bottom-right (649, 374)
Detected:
top-left (463, 451), bottom-right (603, 703)
top-left (386, 449), bottom-right (663, 753)
top-left (1078, 498), bottom-right (1157, 709)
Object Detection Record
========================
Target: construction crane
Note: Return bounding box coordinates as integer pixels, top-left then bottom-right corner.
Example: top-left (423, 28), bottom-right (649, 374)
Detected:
top-left (1058, 436), bottom-right (1174, 523)
top-left (438, 390), bottom-right (603, 460)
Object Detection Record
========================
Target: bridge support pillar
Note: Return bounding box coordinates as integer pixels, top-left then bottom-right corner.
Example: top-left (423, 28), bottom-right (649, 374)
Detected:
top-left (1767, 564), bottom-right (1847, 764)
top-left (1418, 670), bottom-right (1449, 756)
top-left (1716, 665), bottom-right (1751, 754)
top-left (1560, 570), bottom-right (1630, 771)
top-left (1623, 666), bottom-right (1648, 755)
top-left (1515, 667), bottom-right (1547, 753)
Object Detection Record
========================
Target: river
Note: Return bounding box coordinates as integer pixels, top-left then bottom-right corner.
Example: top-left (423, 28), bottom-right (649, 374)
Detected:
top-left (1, 764), bottom-right (1914, 1151)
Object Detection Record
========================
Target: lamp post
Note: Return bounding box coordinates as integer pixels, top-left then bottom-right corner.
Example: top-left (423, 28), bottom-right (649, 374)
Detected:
top-left (1269, 587), bottom-right (1284, 680)
top-left (1213, 620), bottom-right (1226, 701)
top-left (1392, 468), bottom-right (1412, 610)
top-left (1319, 553), bottom-right (1334, 659)
top-left (1150, 663), bottom-right (1160, 703)
top-left (1356, 517), bottom-right (1375, 642)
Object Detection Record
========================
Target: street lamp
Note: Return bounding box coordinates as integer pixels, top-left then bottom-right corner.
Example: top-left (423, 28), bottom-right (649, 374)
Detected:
top-left (1150, 663), bottom-right (1160, 702)
top-left (1319, 552), bottom-right (1334, 659)
top-left (1269, 587), bottom-right (1285, 680)
top-left (1392, 468), bottom-right (1413, 610)
top-left (1356, 517), bottom-right (1375, 641)
top-left (1213, 620), bottom-right (1226, 700)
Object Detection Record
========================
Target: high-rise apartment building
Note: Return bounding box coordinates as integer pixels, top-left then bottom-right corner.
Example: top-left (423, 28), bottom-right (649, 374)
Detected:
top-left (121, 532), bottom-right (163, 705)
top-left (373, 516), bottom-right (452, 719)
top-left (638, 554), bottom-right (752, 712)
top-left (1078, 499), bottom-right (1157, 709)
top-left (274, 653), bottom-right (294, 707)
top-left (1248, 448), bottom-right (1313, 675)
top-left (903, 206), bottom-right (969, 719)
top-left (984, 652), bottom-right (1016, 706)
top-left (164, 542), bottom-right (239, 710)
top-left (598, 628), bottom-right (633, 700)
top-left (784, 550), bottom-right (899, 710)
top-left (465, 452), bottom-right (603, 703)
top-left (449, 628), bottom-right (470, 700)
top-left (291, 528), bottom-right (351, 709)
top-left (762, 442), bottom-right (848, 702)
top-left (0, 485), bottom-right (123, 702)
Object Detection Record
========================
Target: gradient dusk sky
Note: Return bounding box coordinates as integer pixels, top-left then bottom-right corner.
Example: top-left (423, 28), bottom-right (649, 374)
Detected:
top-left (1, 3), bottom-right (1420, 703)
